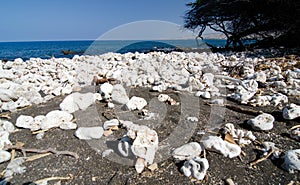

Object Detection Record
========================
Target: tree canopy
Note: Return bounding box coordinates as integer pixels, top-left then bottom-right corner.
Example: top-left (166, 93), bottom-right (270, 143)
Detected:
top-left (184, 0), bottom-right (300, 49)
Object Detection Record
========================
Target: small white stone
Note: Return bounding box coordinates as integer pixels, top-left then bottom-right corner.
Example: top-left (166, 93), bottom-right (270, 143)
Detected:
top-left (103, 119), bottom-right (119, 130)
top-left (0, 120), bottom-right (15, 133)
top-left (247, 113), bottom-right (274, 131)
top-left (172, 142), bottom-right (202, 160)
top-left (75, 127), bottom-right (104, 140)
top-left (283, 104), bottom-right (300, 120)
top-left (16, 115), bottom-right (34, 129)
top-left (201, 91), bottom-right (211, 99)
top-left (99, 82), bottom-right (113, 99)
top-left (282, 149), bottom-right (300, 173)
top-left (0, 150), bottom-right (11, 163)
top-left (158, 94), bottom-right (169, 102)
top-left (126, 96), bottom-right (147, 111)
top-left (187, 117), bottom-right (198, 122)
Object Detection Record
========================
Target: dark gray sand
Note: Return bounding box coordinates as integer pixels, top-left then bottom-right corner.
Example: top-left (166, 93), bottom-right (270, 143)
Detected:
top-left (1, 87), bottom-right (300, 185)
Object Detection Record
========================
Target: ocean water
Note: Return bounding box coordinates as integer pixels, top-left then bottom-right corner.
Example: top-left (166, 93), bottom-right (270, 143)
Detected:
top-left (0, 39), bottom-right (226, 61)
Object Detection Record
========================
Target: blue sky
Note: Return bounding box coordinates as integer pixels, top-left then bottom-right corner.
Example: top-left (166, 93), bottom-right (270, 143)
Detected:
top-left (0, 0), bottom-right (194, 42)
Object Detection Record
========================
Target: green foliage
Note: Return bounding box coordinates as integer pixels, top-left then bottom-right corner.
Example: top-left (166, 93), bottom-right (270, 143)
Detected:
top-left (184, 0), bottom-right (300, 49)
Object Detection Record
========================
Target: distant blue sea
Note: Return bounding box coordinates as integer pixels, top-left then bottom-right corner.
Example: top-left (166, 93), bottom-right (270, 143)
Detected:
top-left (0, 39), bottom-right (226, 61)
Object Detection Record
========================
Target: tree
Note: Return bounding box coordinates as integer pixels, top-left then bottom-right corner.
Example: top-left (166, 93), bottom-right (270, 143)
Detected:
top-left (184, 0), bottom-right (300, 49)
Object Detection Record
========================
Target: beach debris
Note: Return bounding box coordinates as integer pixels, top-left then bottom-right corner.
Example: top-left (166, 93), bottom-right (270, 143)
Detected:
top-left (0, 119), bottom-right (15, 133)
top-left (41, 110), bottom-right (74, 130)
top-left (59, 92), bottom-right (96, 113)
top-left (230, 79), bottom-right (258, 103)
top-left (34, 174), bottom-right (73, 185)
top-left (0, 150), bottom-right (11, 163)
top-left (126, 96), bottom-right (147, 111)
top-left (225, 178), bottom-right (236, 185)
top-left (0, 131), bottom-right (12, 150)
top-left (281, 149), bottom-right (300, 173)
top-left (201, 73), bottom-right (214, 87)
top-left (223, 123), bottom-right (256, 145)
top-left (118, 136), bottom-right (132, 157)
top-left (103, 119), bottom-right (119, 130)
top-left (187, 117), bottom-right (199, 122)
top-left (102, 149), bottom-right (114, 158)
top-left (157, 94), bottom-right (178, 105)
top-left (180, 157), bottom-right (209, 181)
top-left (250, 142), bottom-right (281, 166)
top-left (289, 125), bottom-right (300, 141)
top-left (118, 120), bottom-right (158, 173)
top-left (195, 91), bottom-right (211, 99)
top-left (3, 142), bottom-right (79, 159)
top-left (247, 113), bottom-right (274, 131)
top-left (99, 82), bottom-right (114, 100)
top-left (147, 163), bottom-right (158, 172)
top-left (75, 127), bottom-right (104, 140)
top-left (15, 115), bottom-right (35, 130)
top-left (172, 142), bottom-right (202, 160)
top-left (283, 103), bottom-right (300, 120)
top-left (111, 84), bottom-right (129, 104)
top-left (201, 135), bottom-right (241, 158)
top-left (4, 157), bottom-right (26, 178)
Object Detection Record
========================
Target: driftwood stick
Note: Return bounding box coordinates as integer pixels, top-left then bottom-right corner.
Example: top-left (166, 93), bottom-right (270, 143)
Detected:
top-left (4, 144), bottom-right (79, 159)
top-left (250, 149), bottom-right (274, 166)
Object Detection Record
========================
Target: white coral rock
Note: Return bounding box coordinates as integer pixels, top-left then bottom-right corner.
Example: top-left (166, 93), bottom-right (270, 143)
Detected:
top-left (126, 96), bottom-right (147, 111)
top-left (75, 127), bottom-right (104, 140)
top-left (15, 115), bottom-right (34, 129)
top-left (247, 113), bottom-right (274, 131)
top-left (0, 150), bottom-right (11, 163)
top-left (40, 110), bottom-right (73, 130)
top-left (201, 135), bottom-right (241, 158)
top-left (283, 103), bottom-right (300, 120)
top-left (181, 157), bottom-right (209, 180)
top-left (172, 142), bottom-right (202, 160)
top-left (282, 149), bottom-right (300, 173)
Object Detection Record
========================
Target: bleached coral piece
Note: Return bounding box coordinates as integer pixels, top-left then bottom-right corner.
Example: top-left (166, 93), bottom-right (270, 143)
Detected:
top-left (15, 115), bottom-right (34, 130)
top-left (224, 123), bottom-right (256, 145)
top-left (4, 157), bottom-right (26, 178)
top-left (247, 113), bottom-right (274, 131)
top-left (282, 149), bottom-right (300, 173)
top-left (181, 157), bottom-right (209, 180)
top-left (126, 96), bottom-right (147, 111)
top-left (75, 127), bottom-right (104, 140)
top-left (172, 142), bottom-right (202, 160)
top-left (40, 110), bottom-right (74, 130)
top-left (0, 150), bottom-right (11, 163)
top-left (201, 135), bottom-right (241, 158)
top-left (119, 120), bottom-right (158, 173)
top-left (283, 103), bottom-right (300, 120)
